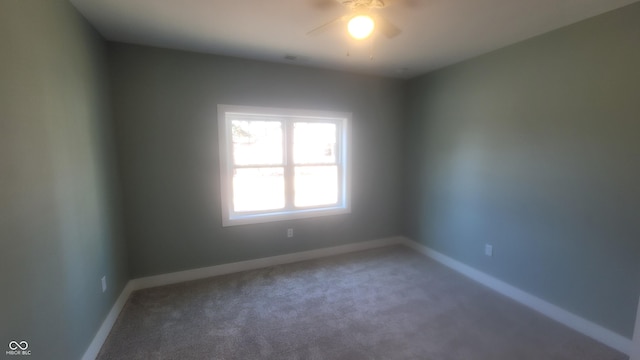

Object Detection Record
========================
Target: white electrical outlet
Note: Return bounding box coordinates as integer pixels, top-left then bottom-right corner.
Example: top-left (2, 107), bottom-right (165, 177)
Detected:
top-left (101, 276), bottom-right (107, 292)
top-left (485, 244), bottom-right (493, 257)
top-left (287, 228), bottom-right (293, 238)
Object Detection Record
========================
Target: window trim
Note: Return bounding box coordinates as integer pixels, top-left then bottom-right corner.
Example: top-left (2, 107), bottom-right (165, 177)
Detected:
top-left (218, 105), bottom-right (351, 227)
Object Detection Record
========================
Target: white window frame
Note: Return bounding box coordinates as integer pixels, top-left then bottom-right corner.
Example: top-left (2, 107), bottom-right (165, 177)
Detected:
top-left (218, 104), bottom-right (351, 227)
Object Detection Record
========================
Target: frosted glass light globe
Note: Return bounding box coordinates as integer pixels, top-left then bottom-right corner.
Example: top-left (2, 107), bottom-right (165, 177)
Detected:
top-left (348, 15), bottom-right (375, 39)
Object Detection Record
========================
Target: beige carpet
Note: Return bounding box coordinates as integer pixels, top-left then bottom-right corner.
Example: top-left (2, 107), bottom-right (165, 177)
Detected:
top-left (97, 246), bottom-right (626, 359)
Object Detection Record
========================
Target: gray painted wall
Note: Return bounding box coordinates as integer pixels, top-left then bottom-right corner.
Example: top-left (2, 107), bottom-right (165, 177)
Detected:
top-left (403, 3), bottom-right (640, 338)
top-left (108, 43), bottom-right (405, 278)
top-left (0, 1), bottom-right (128, 359)
top-left (3, 1), bottom-right (638, 357)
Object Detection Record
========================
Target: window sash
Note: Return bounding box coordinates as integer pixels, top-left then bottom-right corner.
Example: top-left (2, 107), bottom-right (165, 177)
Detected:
top-left (219, 105), bottom-right (350, 226)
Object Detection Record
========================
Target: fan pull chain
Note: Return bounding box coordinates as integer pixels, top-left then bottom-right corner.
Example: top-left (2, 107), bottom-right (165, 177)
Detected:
top-left (369, 34), bottom-right (375, 61)
top-left (343, 38), bottom-right (375, 59)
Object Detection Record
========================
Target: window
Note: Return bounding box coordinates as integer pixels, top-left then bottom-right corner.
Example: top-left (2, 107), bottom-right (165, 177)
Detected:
top-left (218, 105), bottom-right (351, 226)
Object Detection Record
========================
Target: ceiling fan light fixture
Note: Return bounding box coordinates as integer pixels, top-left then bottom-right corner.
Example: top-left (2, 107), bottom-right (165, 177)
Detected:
top-left (348, 15), bottom-right (375, 39)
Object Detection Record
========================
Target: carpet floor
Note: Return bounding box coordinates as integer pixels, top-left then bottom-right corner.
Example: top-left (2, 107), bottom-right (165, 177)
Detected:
top-left (97, 246), bottom-right (626, 359)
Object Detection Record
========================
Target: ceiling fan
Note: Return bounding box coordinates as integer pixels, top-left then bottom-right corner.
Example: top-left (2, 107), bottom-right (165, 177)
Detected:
top-left (307, 0), bottom-right (402, 40)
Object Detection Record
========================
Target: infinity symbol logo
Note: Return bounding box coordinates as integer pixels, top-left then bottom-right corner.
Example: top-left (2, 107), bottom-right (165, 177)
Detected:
top-left (8, 341), bottom-right (28, 350)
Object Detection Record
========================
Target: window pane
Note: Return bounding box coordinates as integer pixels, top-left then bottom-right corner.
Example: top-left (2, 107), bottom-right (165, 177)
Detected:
top-left (294, 166), bottom-right (338, 207)
top-left (233, 167), bottom-right (284, 212)
top-left (232, 120), bottom-right (282, 165)
top-left (293, 122), bottom-right (336, 164)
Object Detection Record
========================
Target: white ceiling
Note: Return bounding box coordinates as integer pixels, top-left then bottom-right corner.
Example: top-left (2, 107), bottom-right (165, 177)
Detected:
top-left (69, 0), bottom-right (638, 78)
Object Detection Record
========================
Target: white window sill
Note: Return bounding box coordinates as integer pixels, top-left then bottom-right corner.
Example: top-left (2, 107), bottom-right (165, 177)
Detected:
top-left (222, 206), bottom-right (350, 227)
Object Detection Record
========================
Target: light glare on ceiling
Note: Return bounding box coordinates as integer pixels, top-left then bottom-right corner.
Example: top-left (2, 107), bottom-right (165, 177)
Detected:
top-left (348, 15), bottom-right (375, 39)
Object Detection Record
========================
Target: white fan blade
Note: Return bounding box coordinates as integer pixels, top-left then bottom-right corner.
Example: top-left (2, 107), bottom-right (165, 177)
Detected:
top-left (374, 14), bottom-right (402, 38)
top-left (307, 15), bottom-right (350, 37)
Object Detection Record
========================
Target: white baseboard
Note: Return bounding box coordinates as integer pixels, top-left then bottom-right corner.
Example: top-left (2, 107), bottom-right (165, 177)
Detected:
top-left (130, 236), bottom-right (404, 290)
top-left (85, 237), bottom-right (628, 359)
top-left (81, 236), bottom-right (403, 359)
top-left (81, 280), bottom-right (135, 360)
top-left (399, 237), bottom-right (632, 355)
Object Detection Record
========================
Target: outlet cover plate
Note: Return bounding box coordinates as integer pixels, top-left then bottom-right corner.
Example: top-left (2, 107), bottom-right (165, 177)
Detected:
top-left (485, 244), bottom-right (493, 257)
